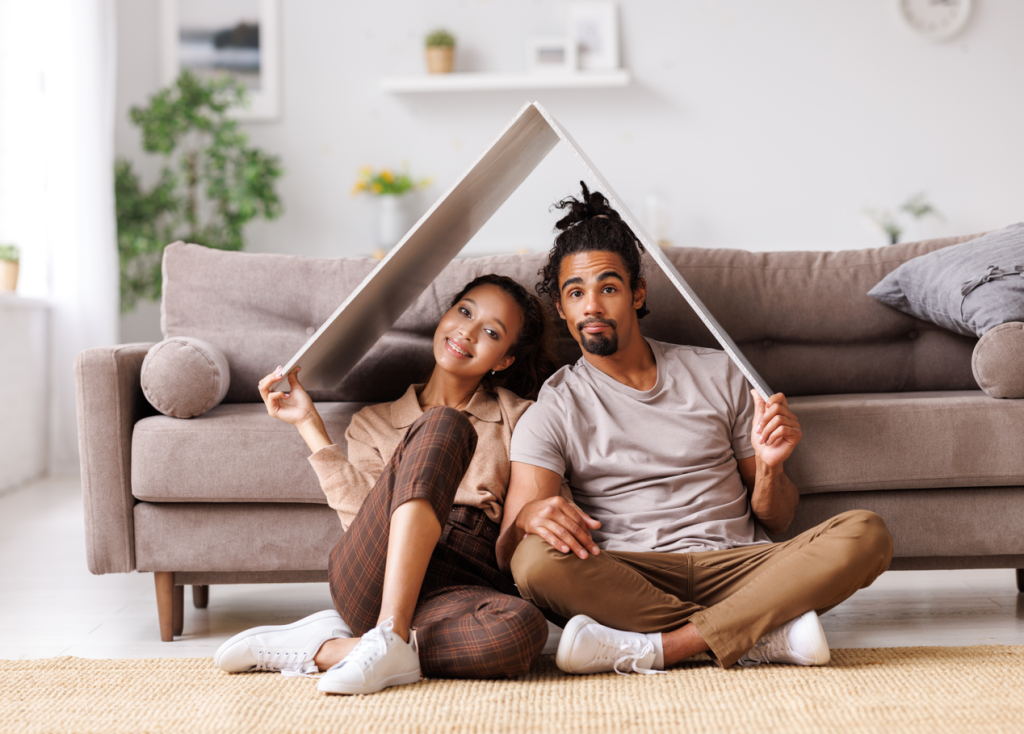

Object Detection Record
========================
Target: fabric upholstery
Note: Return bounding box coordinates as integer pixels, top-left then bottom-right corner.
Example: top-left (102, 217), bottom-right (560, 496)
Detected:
top-left (786, 391), bottom-right (1024, 493)
top-left (774, 487), bottom-right (1024, 559)
top-left (141, 337), bottom-right (231, 418)
top-left (75, 343), bottom-right (157, 574)
top-left (868, 222), bottom-right (1024, 337)
top-left (131, 402), bottom-right (368, 503)
top-left (134, 502), bottom-right (343, 573)
top-left (161, 235), bottom-right (983, 402)
top-left (972, 322), bottom-right (1024, 399)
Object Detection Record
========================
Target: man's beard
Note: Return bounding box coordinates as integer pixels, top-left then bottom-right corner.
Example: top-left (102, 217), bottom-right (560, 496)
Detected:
top-left (577, 318), bottom-right (619, 356)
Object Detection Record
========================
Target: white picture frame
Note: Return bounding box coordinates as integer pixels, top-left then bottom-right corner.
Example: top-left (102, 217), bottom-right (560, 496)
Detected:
top-left (567, 1), bottom-right (620, 71)
top-left (527, 37), bottom-right (577, 74)
top-left (159, 0), bottom-right (280, 121)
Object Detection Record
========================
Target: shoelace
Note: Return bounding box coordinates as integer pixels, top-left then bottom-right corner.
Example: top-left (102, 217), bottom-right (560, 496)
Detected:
top-left (737, 625), bottom-right (787, 667)
top-left (589, 634), bottom-right (663, 676)
top-left (254, 649), bottom-right (317, 675)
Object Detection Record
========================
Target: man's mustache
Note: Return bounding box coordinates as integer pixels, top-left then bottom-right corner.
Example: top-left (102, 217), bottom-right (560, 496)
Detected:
top-left (577, 317), bottom-right (617, 332)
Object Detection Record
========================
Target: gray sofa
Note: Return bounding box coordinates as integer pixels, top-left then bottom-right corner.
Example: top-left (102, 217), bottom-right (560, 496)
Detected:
top-left (75, 237), bottom-right (1024, 641)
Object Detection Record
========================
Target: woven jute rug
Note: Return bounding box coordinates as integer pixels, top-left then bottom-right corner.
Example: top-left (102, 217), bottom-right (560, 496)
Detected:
top-left (2, 647), bottom-right (1022, 734)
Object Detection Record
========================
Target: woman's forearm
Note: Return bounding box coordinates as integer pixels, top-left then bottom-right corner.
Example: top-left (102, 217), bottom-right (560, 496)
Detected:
top-left (296, 410), bottom-right (333, 454)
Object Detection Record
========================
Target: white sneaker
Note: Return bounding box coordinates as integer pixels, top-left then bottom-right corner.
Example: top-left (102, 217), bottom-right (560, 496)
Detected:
top-left (555, 615), bottom-right (664, 675)
top-left (215, 609), bottom-right (351, 675)
top-left (736, 610), bottom-right (831, 667)
top-left (317, 618), bottom-right (421, 695)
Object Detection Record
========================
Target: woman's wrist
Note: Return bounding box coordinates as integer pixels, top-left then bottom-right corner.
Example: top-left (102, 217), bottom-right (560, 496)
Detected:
top-left (296, 411), bottom-right (332, 453)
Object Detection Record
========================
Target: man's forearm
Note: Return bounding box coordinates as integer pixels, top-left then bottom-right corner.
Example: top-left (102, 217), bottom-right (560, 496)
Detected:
top-left (750, 460), bottom-right (799, 535)
top-left (495, 522), bottom-right (524, 574)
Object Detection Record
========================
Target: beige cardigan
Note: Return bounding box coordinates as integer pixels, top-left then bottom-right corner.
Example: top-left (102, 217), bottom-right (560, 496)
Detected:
top-left (308, 384), bottom-right (532, 531)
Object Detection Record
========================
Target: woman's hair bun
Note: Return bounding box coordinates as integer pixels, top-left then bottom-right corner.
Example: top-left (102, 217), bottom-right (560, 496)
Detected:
top-left (553, 181), bottom-right (624, 231)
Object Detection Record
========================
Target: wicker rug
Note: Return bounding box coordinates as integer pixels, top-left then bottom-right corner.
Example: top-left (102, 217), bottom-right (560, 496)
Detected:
top-left (2, 647), bottom-right (1022, 734)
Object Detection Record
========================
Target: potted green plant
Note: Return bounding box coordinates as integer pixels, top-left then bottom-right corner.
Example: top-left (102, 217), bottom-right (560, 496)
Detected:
top-left (352, 166), bottom-right (432, 257)
top-left (425, 29), bottom-right (456, 74)
top-left (115, 71), bottom-right (283, 312)
top-left (863, 192), bottom-right (941, 245)
top-left (0, 243), bottom-right (19, 293)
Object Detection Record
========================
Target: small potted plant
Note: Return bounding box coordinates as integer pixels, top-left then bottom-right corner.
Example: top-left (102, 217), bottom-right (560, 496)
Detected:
top-left (425, 29), bottom-right (456, 74)
top-left (0, 243), bottom-right (19, 293)
top-left (352, 166), bottom-right (432, 257)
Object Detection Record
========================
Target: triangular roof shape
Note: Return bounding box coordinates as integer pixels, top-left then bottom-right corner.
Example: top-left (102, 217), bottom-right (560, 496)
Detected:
top-left (279, 102), bottom-right (771, 400)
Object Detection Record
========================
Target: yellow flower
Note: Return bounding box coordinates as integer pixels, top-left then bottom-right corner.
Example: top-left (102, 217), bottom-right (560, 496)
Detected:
top-left (359, 166), bottom-right (372, 176)
top-left (381, 170), bottom-right (394, 183)
top-left (371, 182), bottom-right (383, 194)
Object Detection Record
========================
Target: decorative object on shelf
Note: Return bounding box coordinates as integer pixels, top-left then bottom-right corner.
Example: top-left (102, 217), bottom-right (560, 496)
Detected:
top-left (380, 69), bottom-right (630, 93)
top-left (863, 192), bottom-right (941, 245)
top-left (352, 166), bottom-right (432, 256)
top-left (0, 243), bottom-right (19, 293)
top-left (568, 1), bottom-right (620, 70)
top-left (527, 37), bottom-right (576, 74)
top-left (115, 71), bottom-right (283, 312)
top-left (897, 0), bottom-right (973, 41)
top-left (425, 29), bottom-right (456, 74)
top-left (160, 0), bottom-right (280, 120)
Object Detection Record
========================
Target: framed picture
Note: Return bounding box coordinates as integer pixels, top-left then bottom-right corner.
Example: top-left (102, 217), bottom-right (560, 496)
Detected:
top-left (159, 0), bottom-right (280, 121)
top-left (527, 37), bottom-right (577, 74)
top-left (567, 1), bottom-right (620, 71)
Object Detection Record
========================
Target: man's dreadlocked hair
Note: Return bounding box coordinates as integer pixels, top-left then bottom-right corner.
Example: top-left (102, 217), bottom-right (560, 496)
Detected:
top-left (536, 181), bottom-right (649, 319)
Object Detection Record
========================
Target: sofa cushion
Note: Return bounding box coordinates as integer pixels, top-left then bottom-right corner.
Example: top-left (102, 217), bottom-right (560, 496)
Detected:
top-left (972, 322), bottom-right (1024, 399)
top-left (131, 402), bottom-right (370, 503)
top-left (867, 222), bottom-right (1024, 337)
top-left (786, 391), bottom-right (1024, 494)
top-left (161, 235), bottom-right (985, 402)
top-left (141, 337), bottom-right (230, 418)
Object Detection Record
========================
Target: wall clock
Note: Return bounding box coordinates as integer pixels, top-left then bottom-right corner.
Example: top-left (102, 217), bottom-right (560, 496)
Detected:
top-left (898, 0), bottom-right (973, 41)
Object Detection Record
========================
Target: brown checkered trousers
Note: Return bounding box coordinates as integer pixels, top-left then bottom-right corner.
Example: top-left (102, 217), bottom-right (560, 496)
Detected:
top-left (327, 406), bottom-right (548, 679)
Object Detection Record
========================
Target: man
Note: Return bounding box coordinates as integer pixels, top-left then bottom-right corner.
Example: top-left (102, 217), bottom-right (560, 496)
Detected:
top-left (496, 183), bottom-right (893, 675)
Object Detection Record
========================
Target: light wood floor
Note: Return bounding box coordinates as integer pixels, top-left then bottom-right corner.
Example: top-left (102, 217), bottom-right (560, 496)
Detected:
top-left (2, 475), bottom-right (1022, 660)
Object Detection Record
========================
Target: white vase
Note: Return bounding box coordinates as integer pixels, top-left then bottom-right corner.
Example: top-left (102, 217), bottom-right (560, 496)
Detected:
top-left (377, 194), bottom-right (411, 251)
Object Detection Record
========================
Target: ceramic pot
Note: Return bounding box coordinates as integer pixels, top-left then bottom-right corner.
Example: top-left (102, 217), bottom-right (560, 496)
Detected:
top-left (377, 194), bottom-right (411, 252)
top-left (0, 260), bottom-right (18, 292)
top-left (426, 46), bottom-right (454, 74)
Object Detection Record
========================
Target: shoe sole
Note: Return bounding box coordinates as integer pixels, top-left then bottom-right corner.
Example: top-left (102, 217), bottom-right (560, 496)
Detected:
top-left (214, 609), bottom-right (343, 671)
top-left (554, 615), bottom-right (596, 674)
top-left (317, 669), bottom-right (422, 695)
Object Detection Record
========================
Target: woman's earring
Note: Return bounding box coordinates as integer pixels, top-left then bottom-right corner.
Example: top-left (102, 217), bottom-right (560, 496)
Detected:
top-left (491, 370), bottom-right (497, 375)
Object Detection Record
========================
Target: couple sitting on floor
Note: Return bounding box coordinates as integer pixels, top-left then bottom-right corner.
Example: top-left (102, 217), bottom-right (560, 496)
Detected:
top-left (215, 184), bottom-right (894, 695)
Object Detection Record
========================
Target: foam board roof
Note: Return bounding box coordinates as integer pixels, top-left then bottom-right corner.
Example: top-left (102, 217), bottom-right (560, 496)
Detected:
top-left (278, 102), bottom-right (770, 400)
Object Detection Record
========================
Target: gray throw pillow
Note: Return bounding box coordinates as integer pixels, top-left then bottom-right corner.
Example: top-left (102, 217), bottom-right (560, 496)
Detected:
top-left (141, 337), bottom-right (231, 418)
top-left (867, 222), bottom-right (1024, 337)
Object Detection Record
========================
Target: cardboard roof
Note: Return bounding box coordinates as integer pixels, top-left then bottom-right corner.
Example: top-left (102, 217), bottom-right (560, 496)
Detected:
top-left (276, 102), bottom-right (771, 400)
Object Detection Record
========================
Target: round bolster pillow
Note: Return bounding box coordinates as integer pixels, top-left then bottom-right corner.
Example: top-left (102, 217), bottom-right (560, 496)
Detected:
top-left (141, 337), bottom-right (231, 417)
top-left (972, 322), bottom-right (1024, 399)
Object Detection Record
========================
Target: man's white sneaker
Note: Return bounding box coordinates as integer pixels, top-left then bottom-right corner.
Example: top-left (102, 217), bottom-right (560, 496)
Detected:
top-left (317, 618), bottom-right (421, 695)
top-left (736, 610), bottom-right (831, 667)
top-left (555, 615), bottom-right (664, 675)
top-left (214, 609), bottom-right (351, 675)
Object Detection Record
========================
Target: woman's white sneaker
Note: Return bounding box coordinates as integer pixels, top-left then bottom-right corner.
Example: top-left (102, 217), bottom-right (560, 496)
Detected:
top-left (214, 609), bottom-right (351, 675)
top-left (317, 618), bottom-right (421, 695)
top-left (736, 610), bottom-right (831, 667)
top-left (555, 615), bottom-right (664, 675)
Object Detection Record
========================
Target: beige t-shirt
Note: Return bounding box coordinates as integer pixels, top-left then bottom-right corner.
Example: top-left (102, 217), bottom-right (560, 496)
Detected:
top-left (510, 338), bottom-right (767, 555)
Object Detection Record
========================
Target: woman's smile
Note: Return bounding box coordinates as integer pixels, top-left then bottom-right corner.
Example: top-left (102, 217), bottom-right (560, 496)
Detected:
top-left (445, 337), bottom-right (473, 358)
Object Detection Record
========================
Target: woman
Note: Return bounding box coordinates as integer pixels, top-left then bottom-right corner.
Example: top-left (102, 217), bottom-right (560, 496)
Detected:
top-left (215, 274), bottom-right (557, 696)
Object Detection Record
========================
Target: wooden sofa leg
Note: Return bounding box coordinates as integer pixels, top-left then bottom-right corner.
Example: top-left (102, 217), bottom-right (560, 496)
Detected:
top-left (193, 585), bottom-right (209, 609)
top-left (155, 572), bottom-right (176, 642)
top-left (1017, 569), bottom-right (1023, 593)
top-left (172, 583), bottom-right (184, 637)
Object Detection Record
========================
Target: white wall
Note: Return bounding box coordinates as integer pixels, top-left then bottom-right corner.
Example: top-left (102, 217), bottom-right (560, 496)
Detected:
top-left (0, 297), bottom-right (48, 492)
top-left (116, 0), bottom-right (1024, 340)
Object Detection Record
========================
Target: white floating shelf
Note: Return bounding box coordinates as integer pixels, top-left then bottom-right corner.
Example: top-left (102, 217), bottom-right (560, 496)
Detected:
top-left (380, 70), bottom-right (631, 93)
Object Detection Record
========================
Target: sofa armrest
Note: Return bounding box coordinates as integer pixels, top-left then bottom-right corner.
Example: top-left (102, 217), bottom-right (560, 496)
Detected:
top-left (75, 343), bottom-right (157, 574)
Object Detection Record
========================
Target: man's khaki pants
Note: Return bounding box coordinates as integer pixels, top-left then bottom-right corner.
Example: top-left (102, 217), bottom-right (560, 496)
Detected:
top-left (511, 510), bottom-right (893, 668)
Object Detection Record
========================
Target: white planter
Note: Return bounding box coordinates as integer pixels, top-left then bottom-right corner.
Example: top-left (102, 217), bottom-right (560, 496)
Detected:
top-left (377, 194), bottom-right (412, 251)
